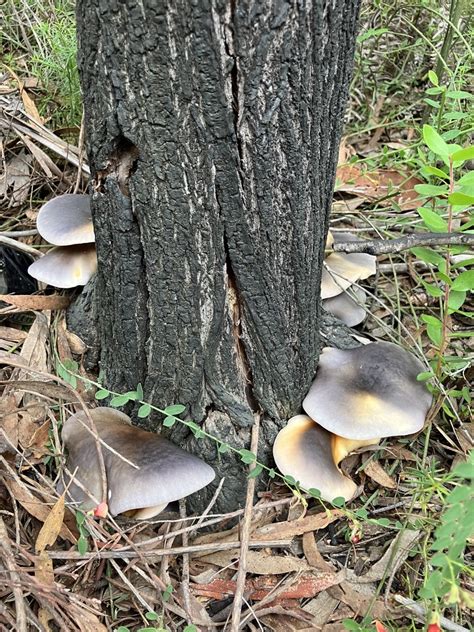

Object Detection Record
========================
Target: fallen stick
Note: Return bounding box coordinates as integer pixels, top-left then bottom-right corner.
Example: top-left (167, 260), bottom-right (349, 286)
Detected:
top-left (44, 539), bottom-right (293, 561)
top-left (333, 232), bottom-right (474, 255)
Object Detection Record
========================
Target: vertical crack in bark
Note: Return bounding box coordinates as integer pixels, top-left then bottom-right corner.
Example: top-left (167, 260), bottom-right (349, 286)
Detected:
top-left (220, 1), bottom-right (259, 414)
top-left (224, 233), bottom-right (259, 413)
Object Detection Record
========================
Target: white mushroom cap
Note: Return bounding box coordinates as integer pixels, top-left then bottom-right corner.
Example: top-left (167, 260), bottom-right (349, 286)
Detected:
top-left (303, 343), bottom-right (432, 440)
top-left (59, 407), bottom-right (215, 518)
top-left (273, 415), bottom-right (357, 503)
top-left (37, 194), bottom-right (94, 246)
top-left (321, 232), bottom-right (376, 300)
top-left (28, 244), bottom-right (97, 288)
top-left (323, 287), bottom-right (367, 326)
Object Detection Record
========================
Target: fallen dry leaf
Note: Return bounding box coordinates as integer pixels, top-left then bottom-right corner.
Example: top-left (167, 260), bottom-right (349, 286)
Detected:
top-left (0, 326), bottom-right (28, 343)
top-left (0, 393), bottom-right (19, 453)
top-left (35, 549), bottom-right (54, 584)
top-left (260, 609), bottom-right (315, 631)
top-left (20, 87), bottom-right (43, 124)
top-left (35, 494), bottom-right (65, 553)
top-left (346, 529), bottom-right (421, 584)
top-left (0, 151), bottom-right (32, 205)
top-left (4, 380), bottom-right (78, 402)
top-left (0, 294), bottom-right (71, 312)
top-left (302, 531), bottom-right (335, 572)
top-left (201, 549), bottom-right (311, 575)
top-left (27, 419), bottom-right (52, 459)
top-left (65, 329), bottom-right (88, 355)
top-left (335, 166), bottom-right (422, 211)
top-left (302, 590), bottom-right (339, 624)
top-left (3, 476), bottom-right (77, 544)
top-left (254, 510), bottom-right (344, 540)
top-left (363, 460), bottom-right (397, 489)
top-left (192, 571), bottom-right (341, 602)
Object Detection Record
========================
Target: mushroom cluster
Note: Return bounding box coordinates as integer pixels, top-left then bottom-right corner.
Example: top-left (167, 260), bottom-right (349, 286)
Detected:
top-left (322, 231), bottom-right (376, 327)
top-left (58, 407), bottom-right (215, 519)
top-left (28, 194), bottom-right (97, 288)
top-left (273, 342), bottom-right (432, 502)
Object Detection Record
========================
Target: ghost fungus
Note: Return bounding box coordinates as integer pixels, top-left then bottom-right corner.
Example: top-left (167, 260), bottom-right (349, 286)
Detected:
top-left (303, 342), bottom-right (432, 441)
top-left (273, 415), bottom-right (358, 503)
top-left (322, 286), bottom-right (367, 327)
top-left (28, 244), bottom-right (97, 288)
top-left (58, 407), bottom-right (216, 519)
top-left (36, 194), bottom-right (94, 246)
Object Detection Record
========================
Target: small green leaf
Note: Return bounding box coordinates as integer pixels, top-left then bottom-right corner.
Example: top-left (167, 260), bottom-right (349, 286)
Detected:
top-left (123, 390), bottom-right (139, 401)
top-left (414, 183), bottom-right (448, 197)
top-left (422, 314), bottom-right (443, 346)
top-left (427, 70), bottom-right (439, 86)
top-left (421, 280), bottom-right (444, 298)
top-left (410, 247), bottom-right (444, 265)
top-left (421, 165), bottom-right (448, 179)
top-left (164, 404), bottom-right (186, 416)
top-left (417, 208), bottom-right (448, 232)
top-left (240, 449), bottom-right (257, 464)
top-left (95, 389), bottom-right (110, 400)
top-left (138, 403), bottom-right (152, 418)
top-left (331, 496), bottom-right (346, 508)
top-left (247, 463), bottom-right (263, 479)
top-left (163, 416), bottom-right (176, 428)
top-left (422, 124), bottom-right (450, 157)
top-left (77, 535), bottom-right (88, 555)
top-left (443, 111), bottom-right (468, 121)
top-left (458, 172), bottom-right (474, 186)
top-left (428, 323), bottom-right (443, 346)
top-left (417, 371), bottom-right (434, 382)
top-left (187, 421), bottom-right (205, 438)
top-left (445, 90), bottom-right (473, 99)
top-left (283, 474), bottom-right (297, 486)
top-left (268, 468), bottom-right (276, 478)
top-left (184, 626), bottom-right (198, 632)
top-left (424, 98), bottom-right (440, 109)
top-left (376, 518), bottom-right (391, 527)
top-left (308, 488), bottom-right (321, 499)
top-left (145, 612), bottom-right (159, 621)
top-left (63, 358), bottom-right (79, 372)
top-left (448, 290), bottom-right (466, 312)
top-left (451, 146), bottom-right (474, 162)
top-left (218, 443), bottom-right (230, 454)
top-left (116, 627), bottom-right (130, 632)
top-left (136, 383), bottom-right (144, 399)
top-left (162, 584), bottom-right (173, 602)
top-left (356, 27), bottom-right (388, 43)
top-left (448, 192), bottom-right (474, 206)
top-left (109, 394), bottom-right (131, 407)
top-left (451, 270), bottom-right (474, 291)
top-left (426, 86), bottom-right (443, 95)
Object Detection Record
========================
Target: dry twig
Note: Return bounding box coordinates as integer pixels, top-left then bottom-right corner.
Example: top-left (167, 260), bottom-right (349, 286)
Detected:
top-left (333, 231), bottom-right (474, 255)
top-left (230, 412), bottom-right (261, 632)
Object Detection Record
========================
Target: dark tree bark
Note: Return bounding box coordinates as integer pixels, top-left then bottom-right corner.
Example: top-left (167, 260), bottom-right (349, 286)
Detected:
top-left (75, 0), bottom-right (361, 512)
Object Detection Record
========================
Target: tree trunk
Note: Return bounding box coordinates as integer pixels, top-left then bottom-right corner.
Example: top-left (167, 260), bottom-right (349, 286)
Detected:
top-left (75, 0), bottom-right (361, 512)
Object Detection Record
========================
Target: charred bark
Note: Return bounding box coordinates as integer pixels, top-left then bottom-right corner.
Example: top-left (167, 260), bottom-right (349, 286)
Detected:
top-left (75, 0), bottom-right (360, 511)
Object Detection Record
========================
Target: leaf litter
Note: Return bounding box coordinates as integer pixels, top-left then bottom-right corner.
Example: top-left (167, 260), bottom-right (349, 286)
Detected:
top-left (0, 48), bottom-right (473, 632)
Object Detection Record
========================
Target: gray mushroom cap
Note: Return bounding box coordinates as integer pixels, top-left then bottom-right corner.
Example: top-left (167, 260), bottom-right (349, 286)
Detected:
top-left (59, 407), bottom-right (215, 518)
top-left (273, 415), bottom-right (357, 502)
top-left (303, 342), bottom-right (432, 440)
top-left (37, 194), bottom-right (94, 246)
top-left (323, 287), bottom-right (367, 327)
top-left (28, 244), bottom-right (97, 288)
